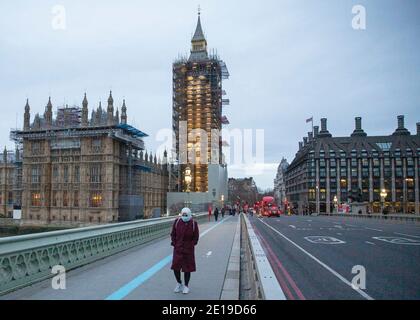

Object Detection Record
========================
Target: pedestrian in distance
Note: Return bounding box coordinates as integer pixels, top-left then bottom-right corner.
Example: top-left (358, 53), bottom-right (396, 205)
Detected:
top-left (214, 207), bottom-right (219, 221)
top-left (221, 207), bottom-right (225, 219)
top-left (171, 207), bottom-right (199, 295)
top-left (208, 205), bottom-right (212, 222)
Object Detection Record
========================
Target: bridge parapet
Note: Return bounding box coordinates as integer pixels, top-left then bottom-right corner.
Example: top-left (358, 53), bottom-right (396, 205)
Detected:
top-left (241, 214), bottom-right (286, 300)
top-left (0, 213), bottom-right (207, 295)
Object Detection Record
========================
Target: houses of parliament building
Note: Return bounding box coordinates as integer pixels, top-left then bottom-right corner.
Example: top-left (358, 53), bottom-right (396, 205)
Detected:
top-left (1, 92), bottom-right (168, 225)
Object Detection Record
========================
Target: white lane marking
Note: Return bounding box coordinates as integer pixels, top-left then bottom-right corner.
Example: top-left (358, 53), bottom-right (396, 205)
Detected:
top-left (289, 225), bottom-right (296, 229)
top-left (304, 236), bottom-right (346, 244)
top-left (307, 220), bottom-right (312, 222)
top-left (258, 219), bottom-right (374, 300)
top-left (365, 241), bottom-right (375, 245)
top-left (346, 224), bottom-right (357, 227)
top-left (206, 251), bottom-right (212, 258)
top-left (394, 232), bottom-right (420, 239)
top-left (365, 227), bottom-right (383, 232)
top-left (372, 237), bottom-right (420, 245)
top-left (337, 233), bottom-right (343, 236)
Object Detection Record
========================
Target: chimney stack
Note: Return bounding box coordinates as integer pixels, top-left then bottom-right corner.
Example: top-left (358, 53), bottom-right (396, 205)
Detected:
top-left (308, 132), bottom-right (313, 142)
top-left (398, 115), bottom-right (404, 129)
top-left (355, 117), bottom-right (362, 130)
top-left (321, 118), bottom-right (327, 132)
top-left (314, 126), bottom-right (319, 138)
top-left (393, 115), bottom-right (410, 136)
top-left (299, 142), bottom-right (303, 150)
top-left (303, 137), bottom-right (308, 146)
top-left (318, 118), bottom-right (332, 138)
top-left (417, 122), bottom-right (420, 136)
top-left (351, 116), bottom-right (367, 137)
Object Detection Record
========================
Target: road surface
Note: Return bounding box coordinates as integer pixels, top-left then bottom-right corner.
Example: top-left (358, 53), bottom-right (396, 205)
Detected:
top-left (250, 214), bottom-right (420, 300)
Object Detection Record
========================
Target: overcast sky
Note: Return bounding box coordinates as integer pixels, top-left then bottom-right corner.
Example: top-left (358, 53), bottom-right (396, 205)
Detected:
top-left (1, 0), bottom-right (419, 189)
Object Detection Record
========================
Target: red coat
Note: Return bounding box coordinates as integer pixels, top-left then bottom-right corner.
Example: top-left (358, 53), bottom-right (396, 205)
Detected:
top-left (170, 218), bottom-right (199, 272)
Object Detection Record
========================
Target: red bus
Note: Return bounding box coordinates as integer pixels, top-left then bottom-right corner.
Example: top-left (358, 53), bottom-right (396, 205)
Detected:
top-left (257, 196), bottom-right (281, 217)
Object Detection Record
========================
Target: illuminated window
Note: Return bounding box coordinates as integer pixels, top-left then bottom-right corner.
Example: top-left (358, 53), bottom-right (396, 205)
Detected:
top-left (308, 189), bottom-right (316, 201)
top-left (31, 192), bottom-right (41, 206)
top-left (90, 192), bottom-right (102, 207)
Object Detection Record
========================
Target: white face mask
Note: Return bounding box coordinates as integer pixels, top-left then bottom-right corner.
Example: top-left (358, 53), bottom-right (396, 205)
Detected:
top-left (181, 214), bottom-right (192, 222)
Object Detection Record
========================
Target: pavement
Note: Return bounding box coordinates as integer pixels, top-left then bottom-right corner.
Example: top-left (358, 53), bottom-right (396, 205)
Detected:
top-left (1, 215), bottom-right (239, 300)
top-left (250, 214), bottom-right (420, 300)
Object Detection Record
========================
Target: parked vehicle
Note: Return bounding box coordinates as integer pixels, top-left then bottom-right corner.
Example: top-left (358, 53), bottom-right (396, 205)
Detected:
top-left (256, 196), bottom-right (282, 217)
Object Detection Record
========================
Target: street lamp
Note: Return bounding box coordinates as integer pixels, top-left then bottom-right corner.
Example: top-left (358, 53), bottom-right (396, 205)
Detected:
top-left (283, 197), bottom-right (287, 212)
top-left (380, 188), bottom-right (387, 214)
top-left (184, 166), bottom-right (192, 208)
top-left (184, 166), bottom-right (192, 192)
top-left (333, 195), bottom-right (338, 213)
top-left (211, 188), bottom-right (217, 209)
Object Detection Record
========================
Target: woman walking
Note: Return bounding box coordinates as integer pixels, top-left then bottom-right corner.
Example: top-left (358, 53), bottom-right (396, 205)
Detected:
top-left (171, 207), bottom-right (199, 294)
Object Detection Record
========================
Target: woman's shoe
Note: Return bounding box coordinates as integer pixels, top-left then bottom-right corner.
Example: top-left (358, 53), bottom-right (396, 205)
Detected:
top-left (174, 283), bottom-right (183, 293)
top-left (182, 286), bottom-right (190, 294)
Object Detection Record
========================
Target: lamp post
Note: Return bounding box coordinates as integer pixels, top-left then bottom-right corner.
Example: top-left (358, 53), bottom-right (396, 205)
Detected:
top-left (220, 194), bottom-right (224, 210)
top-left (333, 195), bottom-right (338, 214)
top-left (212, 188), bottom-right (216, 209)
top-left (380, 188), bottom-right (387, 214)
top-left (184, 166), bottom-right (192, 208)
top-left (284, 197), bottom-right (288, 214)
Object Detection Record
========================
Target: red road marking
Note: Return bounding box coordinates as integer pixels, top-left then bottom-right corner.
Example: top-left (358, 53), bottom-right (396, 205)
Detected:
top-left (253, 221), bottom-right (306, 300)
top-left (254, 227), bottom-right (294, 300)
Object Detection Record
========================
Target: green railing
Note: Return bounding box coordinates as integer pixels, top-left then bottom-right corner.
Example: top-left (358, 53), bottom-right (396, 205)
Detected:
top-left (0, 213), bottom-right (207, 295)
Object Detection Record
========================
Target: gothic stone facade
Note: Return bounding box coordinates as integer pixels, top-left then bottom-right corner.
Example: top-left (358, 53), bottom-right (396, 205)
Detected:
top-left (0, 149), bottom-right (22, 218)
top-left (11, 93), bottom-right (168, 225)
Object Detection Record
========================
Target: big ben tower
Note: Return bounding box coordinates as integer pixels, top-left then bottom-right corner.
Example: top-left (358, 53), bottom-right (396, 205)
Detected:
top-left (172, 10), bottom-right (230, 194)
